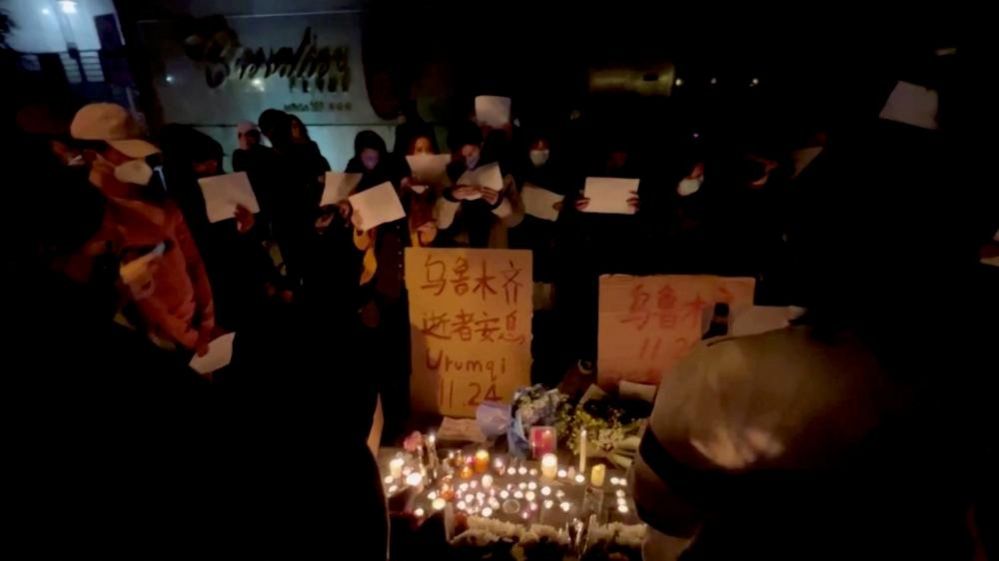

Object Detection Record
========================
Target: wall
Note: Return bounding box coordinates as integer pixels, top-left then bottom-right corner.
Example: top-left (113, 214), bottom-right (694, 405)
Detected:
top-left (136, 8), bottom-right (394, 171)
top-left (5, 0), bottom-right (119, 52)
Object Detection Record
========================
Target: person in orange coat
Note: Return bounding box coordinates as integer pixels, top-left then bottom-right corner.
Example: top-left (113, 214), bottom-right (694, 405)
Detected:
top-left (72, 103), bottom-right (215, 357)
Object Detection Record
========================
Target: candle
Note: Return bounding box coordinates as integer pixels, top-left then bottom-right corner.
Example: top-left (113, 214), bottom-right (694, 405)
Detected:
top-left (578, 429), bottom-right (588, 474)
top-left (530, 426), bottom-right (557, 459)
top-left (493, 457), bottom-right (505, 475)
top-left (432, 498), bottom-right (447, 511)
top-left (389, 458), bottom-right (404, 479)
top-left (541, 453), bottom-right (558, 479)
top-left (481, 474), bottom-right (493, 490)
top-left (590, 464), bottom-right (606, 488)
top-left (426, 433), bottom-right (438, 470)
top-left (405, 472), bottom-right (424, 488)
top-left (459, 465), bottom-right (474, 480)
top-left (474, 449), bottom-right (490, 473)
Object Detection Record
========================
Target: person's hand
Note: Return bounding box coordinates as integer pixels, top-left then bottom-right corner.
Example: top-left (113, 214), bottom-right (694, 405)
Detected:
top-left (574, 197), bottom-right (591, 211)
top-left (351, 208), bottom-right (365, 231)
top-left (416, 221), bottom-right (438, 242)
top-left (315, 212), bottom-right (335, 231)
top-left (234, 204), bottom-right (255, 234)
top-left (336, 200), bottom-right (352, 220)
top-left (451, 185), bottom-right (480, 200)
top-left (120, 256), bottom-right (160, 300)
top-left (480, 187), bottom-right (500, 206)
top-left (195, 341), bottom-right (210, 358)
top-left (553, 200), bottom-right (564, 212)
top-left (627, 191), bottom-right (640, 212)
top-left (400, 176), bottom-right (413, 191)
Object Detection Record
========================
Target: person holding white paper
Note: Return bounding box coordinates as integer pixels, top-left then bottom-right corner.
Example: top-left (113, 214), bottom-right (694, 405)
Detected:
top-left (172, 130), bottom-right (290, 331)
top-left (509, 131), bottom-right (571, 283)
top-left (437, 122), bottom-right (523, 248)
top-left (341, 130), bottom-right (424, 442)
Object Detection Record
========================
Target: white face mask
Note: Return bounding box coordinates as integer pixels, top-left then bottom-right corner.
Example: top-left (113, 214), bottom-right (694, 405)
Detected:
top-left (113, 159), bottom-right (154, 186)
top-left (677, 176), bottom-right (703, 197)
top-left (529, 149), bottom-right (550, 167)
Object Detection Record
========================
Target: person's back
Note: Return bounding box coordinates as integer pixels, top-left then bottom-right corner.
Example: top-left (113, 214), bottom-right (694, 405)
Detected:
top-left (633, 326), bottom-right (974, 560)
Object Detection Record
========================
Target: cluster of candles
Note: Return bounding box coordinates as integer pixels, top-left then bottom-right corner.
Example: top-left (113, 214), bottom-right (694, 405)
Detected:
top-left (383, 440), bottom-right (632, 522)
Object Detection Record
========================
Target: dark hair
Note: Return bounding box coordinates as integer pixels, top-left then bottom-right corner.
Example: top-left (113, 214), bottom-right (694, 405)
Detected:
top-left (354, 130), bottom-right (388, 157)
top-left (448, 121), bottom-right (483, 152)
top-left (258, 109), bottom-right (289, 139)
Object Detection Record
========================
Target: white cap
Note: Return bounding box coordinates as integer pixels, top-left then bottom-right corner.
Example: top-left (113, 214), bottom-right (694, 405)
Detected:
top-left (879, 81), bottom-right (939, 130)
top-left (70, 103), bottom-right (160, 158)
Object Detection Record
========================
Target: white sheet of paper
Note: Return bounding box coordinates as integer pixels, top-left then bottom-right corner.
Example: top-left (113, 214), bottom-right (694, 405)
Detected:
top-left (321, 171), bottom-right (362, 206)
top-left (406, 154), bottom-right (451, 184)
top-left (982, 255), bottom-right (999, 267)
top-left (522, 184), bottom-right (565, 221)
top-left (457, 162), bottom-right (504, 201)
top-left (197, 172), bottom-right (260, 223)
top-left (582, 177), bottom-right (640, 215)
top-left (474, 95), bottom-right (511, 128)
top-left (437, 416), bottom-right (486, 443)
top-left (879, 80), bottom-right (939, 130)
top-left (348, 181), bottom-right (406, 231)
top-left (730, 306), bottom-right (793, 337)
top-left (188, 332), bottom-right (236, 374)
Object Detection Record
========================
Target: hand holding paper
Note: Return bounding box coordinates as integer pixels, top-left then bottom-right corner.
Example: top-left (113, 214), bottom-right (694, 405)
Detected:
top-left (582, 177), bottom-right (640, 215)
top-left (522, 184), bottom-right (565, 221)
top-left (456, 162), bottom-right (503, 201)
top-left (198, 172), bottom-right (260, 223)
top-left (321, 171), bottom-right (363, 206)
top-left (348, 182), bottom-right (406, 232)
top-left (189, 332), bottom-right (236, 374)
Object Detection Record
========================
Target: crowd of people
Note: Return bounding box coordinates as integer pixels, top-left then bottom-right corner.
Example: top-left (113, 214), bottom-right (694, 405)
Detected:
top-left (5, 74), bottom-right (997, 556)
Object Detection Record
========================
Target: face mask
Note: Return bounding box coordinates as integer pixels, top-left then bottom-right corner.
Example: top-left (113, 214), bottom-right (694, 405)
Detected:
top-left (529, 149), bottom-right (550, 167)
top-left (677, 176), bottom-right (703, 197)
top-left (113, 159), bottom-right (154, 186)
top-left (465, 153), bottom-right (480, 169)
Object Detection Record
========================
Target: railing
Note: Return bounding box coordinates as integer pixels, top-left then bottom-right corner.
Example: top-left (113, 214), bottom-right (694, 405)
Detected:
top-left (18, 48), bottom-right (105, 84)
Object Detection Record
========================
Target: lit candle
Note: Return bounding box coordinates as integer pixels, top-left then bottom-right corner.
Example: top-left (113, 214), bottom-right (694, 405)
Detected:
top-left (578, 429), bottom-right (588, 474)
top-left (481, 507), bottom-right (493, 517)
top-left (389, 458), bottom-right (404, 479)
top-left (459, 465), bottom-right (474, 480)
top-left (405, 472), bottom-right (424, 488)
top-left (590, 464), bottom-right (606, 488)
top-left (432, 498), bottom-right (446, 511)
top-left (426, 433), bottom-right (438, 470)
top-left (414, 507), bottom-right (425, 518)
top-left (541, 453), bottom-right (558, 479)
top-left (493, 457), bottom-right (505, 475)
top-left (474, 449), bottom-right (490, 473)
top-left (481, 474), bottom-right (494, 490)
top-left (574, 474), bottom-right (586, 484)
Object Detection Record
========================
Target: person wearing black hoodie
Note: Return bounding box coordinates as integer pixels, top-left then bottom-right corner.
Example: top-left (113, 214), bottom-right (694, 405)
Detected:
top-left (437, 121), bottom-right (524, 248)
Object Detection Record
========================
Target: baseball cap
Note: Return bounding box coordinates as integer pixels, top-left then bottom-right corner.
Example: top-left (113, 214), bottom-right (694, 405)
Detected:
top-left (70, 103), bottom-right (160, 159)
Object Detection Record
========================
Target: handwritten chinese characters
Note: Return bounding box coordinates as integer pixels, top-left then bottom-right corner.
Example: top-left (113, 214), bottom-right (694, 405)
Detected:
top-left (598, 275), bottom-right (755, 388)
top-left (406, 248), bottom-right (533, 417)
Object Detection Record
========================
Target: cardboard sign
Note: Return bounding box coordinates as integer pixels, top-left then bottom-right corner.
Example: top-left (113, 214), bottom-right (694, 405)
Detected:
top-left (405, 248), bottom-right (533, 417)
top-left (597, 274), bottom-right (755, 388)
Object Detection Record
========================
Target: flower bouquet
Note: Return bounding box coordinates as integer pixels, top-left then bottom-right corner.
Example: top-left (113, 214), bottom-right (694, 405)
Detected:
top-left (520, 524), bottom-right (571, 561)
top-left (450, 516), bottom-right (522, 561)
top-left (580, 521), bottom-right (646, 561)
top-left (508, 385), bottom-right (570, 457)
